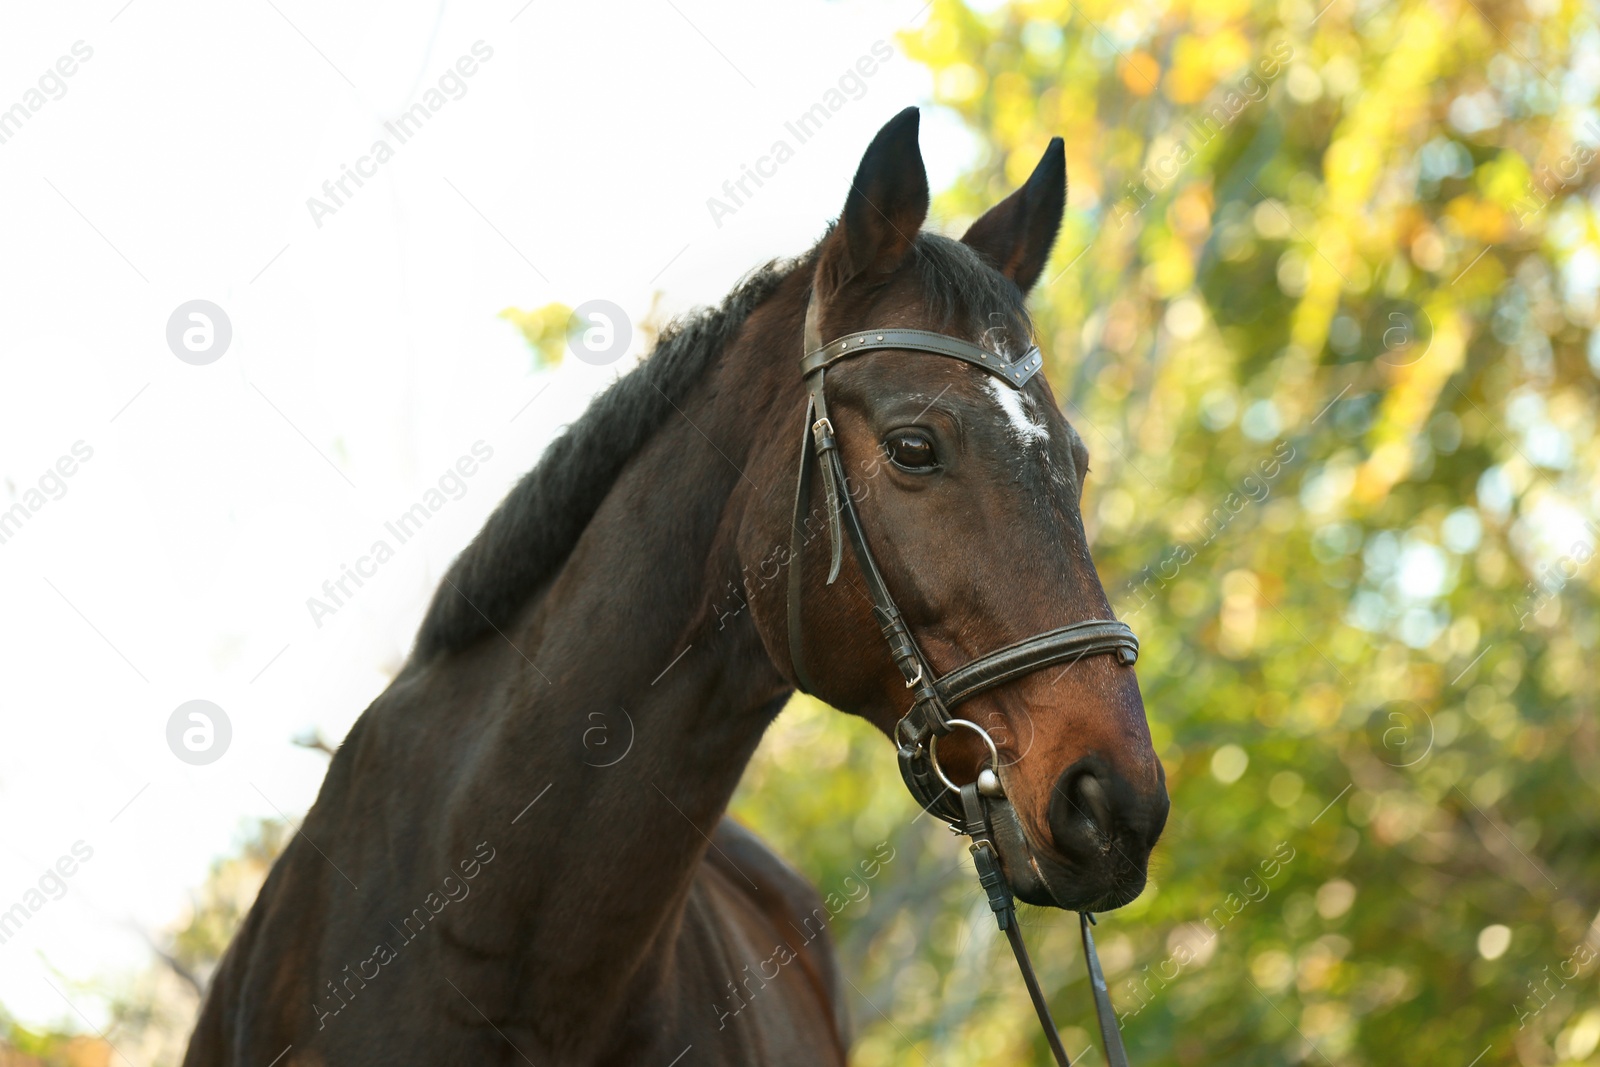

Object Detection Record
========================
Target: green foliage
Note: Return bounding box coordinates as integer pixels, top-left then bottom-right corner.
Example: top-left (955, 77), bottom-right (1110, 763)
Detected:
top-left (499, 301), bottom-right (573, 368)
top-left (164, 818), bottom-right (290, 986)
top-left (733, 1), bottom-right (1600, 1063)
top-left (19, 7), bottom-right (1599, 1061)
top-left (0, 1011), bottom-right (106, 1066)
top-left (0, 819), bottom-right (295, 1067)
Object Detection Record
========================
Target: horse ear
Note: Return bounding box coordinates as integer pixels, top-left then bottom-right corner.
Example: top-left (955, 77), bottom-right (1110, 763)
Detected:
top-left (961, 137), bottom-right (1067, 295)
top-left (818, 107), bottom-right (929, 293)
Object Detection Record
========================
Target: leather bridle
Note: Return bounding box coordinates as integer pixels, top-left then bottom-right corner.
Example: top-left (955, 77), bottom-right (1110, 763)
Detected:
top-left (785, 290), bottom-right (1137, 1067)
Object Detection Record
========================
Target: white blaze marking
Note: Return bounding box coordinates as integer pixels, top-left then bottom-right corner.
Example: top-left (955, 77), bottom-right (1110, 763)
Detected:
top-left (984, 376), bottom-right (1049, 447)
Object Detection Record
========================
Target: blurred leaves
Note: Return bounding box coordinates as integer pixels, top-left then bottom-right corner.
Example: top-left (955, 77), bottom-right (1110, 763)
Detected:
top-left (163, 818), bottom-right (288, 986)
top-left (14, 1), bottom-right (1600, 1062)
top-left (0, 1021), bottom-right (111, 1067)
top-left (735, 0), bottom-right (1600, 1064)
top-left (498, 301), bottom-right (572, 368)
top-left (0, 820), bottom-right (292, 1067)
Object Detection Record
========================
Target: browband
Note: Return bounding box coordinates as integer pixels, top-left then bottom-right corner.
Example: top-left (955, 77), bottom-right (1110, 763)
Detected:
top-left (800, 328), bottom-right (1044, 387)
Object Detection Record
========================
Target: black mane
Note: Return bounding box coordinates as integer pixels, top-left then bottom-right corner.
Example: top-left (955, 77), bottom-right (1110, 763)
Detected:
top-left (414, 256), bottom-right (800, 658)
top-left (414, 232), bottom-right (1029, 659)
top-left (911, 232), bottom-right (1032, 341)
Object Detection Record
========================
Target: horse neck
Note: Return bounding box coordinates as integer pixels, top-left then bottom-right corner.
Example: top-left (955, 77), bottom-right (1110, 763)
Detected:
top-left (429, 282), bottom-right (804, 1039)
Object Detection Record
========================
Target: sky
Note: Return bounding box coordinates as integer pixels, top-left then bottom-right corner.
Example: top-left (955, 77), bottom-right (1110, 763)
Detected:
top-left (0, 0), bottom-right (984, 1031)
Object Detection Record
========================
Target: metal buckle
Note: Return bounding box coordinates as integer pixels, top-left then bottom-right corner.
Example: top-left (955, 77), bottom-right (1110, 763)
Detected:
top-left (812, 416), bottom-right (833, 439)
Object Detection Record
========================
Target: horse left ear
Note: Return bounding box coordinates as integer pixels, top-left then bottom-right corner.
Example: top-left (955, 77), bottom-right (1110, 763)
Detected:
top-left (960, 137), bottom-right (1067, 295)
top-left (820, 107), bottom-right (930, 291)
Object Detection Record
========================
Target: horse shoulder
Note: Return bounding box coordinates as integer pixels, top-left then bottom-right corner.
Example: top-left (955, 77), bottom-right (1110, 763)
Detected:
top-left (696, 818), bottom-right (850, 1059)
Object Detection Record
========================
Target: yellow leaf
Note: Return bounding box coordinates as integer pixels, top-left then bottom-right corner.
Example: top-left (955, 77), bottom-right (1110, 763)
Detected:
top-left (1120, 51), bottom-right (1161, 96)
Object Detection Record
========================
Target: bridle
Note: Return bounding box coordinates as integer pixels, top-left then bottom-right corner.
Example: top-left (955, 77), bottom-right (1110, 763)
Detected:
top-left (785, 290), bottom-right (1137, 1067)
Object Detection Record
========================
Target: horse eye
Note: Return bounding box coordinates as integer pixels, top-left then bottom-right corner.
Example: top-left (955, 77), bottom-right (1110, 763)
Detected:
top-left (885, 431), bottom-right (938, 472)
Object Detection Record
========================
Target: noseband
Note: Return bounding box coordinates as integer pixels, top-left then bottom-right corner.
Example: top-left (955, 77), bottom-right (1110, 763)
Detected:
top-left (785, 291), bottom-right (1136, 1067)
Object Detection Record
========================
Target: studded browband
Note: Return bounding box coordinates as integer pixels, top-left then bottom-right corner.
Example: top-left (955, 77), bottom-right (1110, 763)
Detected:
top-left (800, 326), bottom-right (1045, 384)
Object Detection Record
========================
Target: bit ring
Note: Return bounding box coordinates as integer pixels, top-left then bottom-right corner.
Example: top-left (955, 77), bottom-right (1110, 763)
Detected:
top-left (927, 718), bottom-right (1001, 795)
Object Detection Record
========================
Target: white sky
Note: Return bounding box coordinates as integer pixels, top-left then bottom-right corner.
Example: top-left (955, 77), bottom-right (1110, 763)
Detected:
top-left (0, 0), bottom-right (984, 1032)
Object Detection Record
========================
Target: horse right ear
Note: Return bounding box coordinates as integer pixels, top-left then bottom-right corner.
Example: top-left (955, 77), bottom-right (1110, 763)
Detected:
top-left (960, 137), bottom-right (1066, 296)
top-left (816, 107), bottom-right (930, 297)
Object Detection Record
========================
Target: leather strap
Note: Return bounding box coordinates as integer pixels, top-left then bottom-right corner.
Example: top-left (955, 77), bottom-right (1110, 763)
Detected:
top-left (1081, 912), bottom-right (1132, 1067)
top-left (964, 782), bottom-right (1074, 1066)
top-left (964, 784), bottom-right (1132, 1067)
top-left (784, 285), bottom-right (1141, 1066)
top-left (787, 291), bottom-right (1081, 706)
top-left (786, 284), bottom-right (1139, 797)
top-left (935, 621), bottom-right (1139, 708)
top-left (801, 328), bottom-right (1044, 388)
top-left (786, 396), bottom-right (824, 697)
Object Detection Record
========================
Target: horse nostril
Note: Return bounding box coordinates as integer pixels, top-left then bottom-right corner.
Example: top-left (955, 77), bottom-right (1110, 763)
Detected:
top-left (1047, 756), bottom-right (1167, 863)
top-left (1047, 764), bottom-right (1110, 861)
top-left (1075, 772), bottom-right (1112, 835)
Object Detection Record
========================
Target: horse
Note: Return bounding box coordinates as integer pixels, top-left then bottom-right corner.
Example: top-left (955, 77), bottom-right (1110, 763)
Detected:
top-left (183, 106), bottom-right (1167, 1066)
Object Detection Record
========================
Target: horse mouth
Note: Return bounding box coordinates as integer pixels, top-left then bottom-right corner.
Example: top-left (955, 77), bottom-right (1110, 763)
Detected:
top-left (1000, 806), bottom-right (1151, 912)
top-left (1019, 849), bottom-right (1148, 911)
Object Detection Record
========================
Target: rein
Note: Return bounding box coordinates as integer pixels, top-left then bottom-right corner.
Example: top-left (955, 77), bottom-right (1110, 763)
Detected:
top-left (785, 292), bottom-right (1135, 1067)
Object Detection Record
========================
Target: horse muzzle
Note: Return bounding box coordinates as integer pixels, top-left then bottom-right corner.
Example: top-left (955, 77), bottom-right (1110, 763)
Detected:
top-left (989, 763), bottom-right (1164, 911)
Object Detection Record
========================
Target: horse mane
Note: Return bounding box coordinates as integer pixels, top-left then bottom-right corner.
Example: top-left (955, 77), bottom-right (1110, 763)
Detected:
top-left (413, 254), bottom-right (803, 659)
top-left (414, 232), bottom-right (1030, 660)
top-left (910, 231), bottom-right (1032, 341)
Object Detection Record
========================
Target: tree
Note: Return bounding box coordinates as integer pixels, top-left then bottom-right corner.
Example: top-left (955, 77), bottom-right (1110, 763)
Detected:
top-left (731, 1), bottom-right (1600, 1063)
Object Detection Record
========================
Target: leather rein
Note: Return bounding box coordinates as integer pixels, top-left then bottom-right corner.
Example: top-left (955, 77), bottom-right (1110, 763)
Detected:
top-left (784, 291), bottom-right (1136, 1067)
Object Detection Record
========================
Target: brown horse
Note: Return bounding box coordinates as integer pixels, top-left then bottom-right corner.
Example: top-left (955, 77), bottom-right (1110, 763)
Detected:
top-left (184, 107), bottom-right (1166, 1066)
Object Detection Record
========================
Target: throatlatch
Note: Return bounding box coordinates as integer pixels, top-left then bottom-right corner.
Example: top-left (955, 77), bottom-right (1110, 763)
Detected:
top-left (785, 289), bottom-right (1139, 1066)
